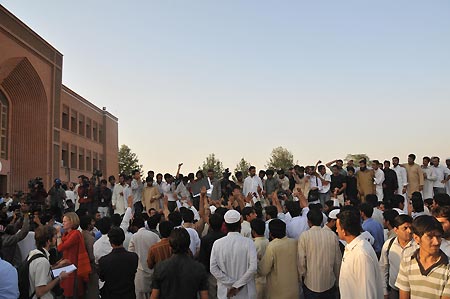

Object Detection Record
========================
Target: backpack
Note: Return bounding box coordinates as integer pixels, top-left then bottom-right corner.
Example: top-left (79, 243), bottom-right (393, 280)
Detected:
top-left (17, 252), bottom-right (46, 299)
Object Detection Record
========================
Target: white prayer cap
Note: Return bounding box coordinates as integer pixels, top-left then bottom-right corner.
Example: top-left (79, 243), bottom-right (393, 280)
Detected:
top-left (328, 209), bottom-right (340, 220)
top-left (209, 206), bottom-right (217, 214)
top-left (224, 210), bottom-right (241, 224)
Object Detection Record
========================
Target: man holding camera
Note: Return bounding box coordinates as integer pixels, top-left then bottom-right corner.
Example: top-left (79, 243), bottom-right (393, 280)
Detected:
top-left (48, 179), bottom-right (66, 222)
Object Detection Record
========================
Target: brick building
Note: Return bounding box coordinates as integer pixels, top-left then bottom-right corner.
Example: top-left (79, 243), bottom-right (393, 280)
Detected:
top-left (0, 5), bottom-right (118, 194)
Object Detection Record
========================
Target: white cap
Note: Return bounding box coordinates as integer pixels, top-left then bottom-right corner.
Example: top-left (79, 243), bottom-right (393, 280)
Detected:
top-left (224, 210), bottom-right (241, 224)
top-left (209, 206), bottom-right (217, 214)
top-left (328, 209), bottom-right (340, 220)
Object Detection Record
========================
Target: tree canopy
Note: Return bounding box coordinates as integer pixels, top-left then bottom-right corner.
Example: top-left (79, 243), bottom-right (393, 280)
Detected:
top-left (266, 146), bottom-right (294, 170)
top-left (118, 144), bottom-right (142, 175)
top-left (199, 153), bottom-right (224, 179)
top-left (234, 157), bottom-right (252, 178)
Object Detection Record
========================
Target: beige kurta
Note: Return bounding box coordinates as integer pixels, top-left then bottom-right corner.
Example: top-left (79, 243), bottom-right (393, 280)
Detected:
top-left (403, 163), bottom-right (424, 198)
top-left (254, 237), bottom-right (269, 299)
top-left (258, 237), bottom-right (299, 299)
top-left (356, 169), bottom-right (375, 202)
top-left (142, 185), bottom-right (161, 212)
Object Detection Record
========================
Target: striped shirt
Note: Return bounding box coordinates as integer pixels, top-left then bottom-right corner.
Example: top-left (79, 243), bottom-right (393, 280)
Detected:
top-left (298, 226), bottom-right (342, 292)
top-left (147, 238), bottom-right (172, 270)
top-left (395, 249), bottom-right (450, 299)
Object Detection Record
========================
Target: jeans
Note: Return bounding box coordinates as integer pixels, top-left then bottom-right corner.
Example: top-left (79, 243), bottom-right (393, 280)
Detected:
top-left (319, 191), bottom-right (331, 207)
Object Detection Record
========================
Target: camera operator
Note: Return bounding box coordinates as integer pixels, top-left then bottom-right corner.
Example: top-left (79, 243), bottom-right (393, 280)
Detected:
top-left (27, 177), bottom-right (48, 212)
top-left (97, 179), bottom-right (112, 218)
top-left (48, 179), bottom-right (66, 222)
top-left (1, 204), bottom-right (30, 267)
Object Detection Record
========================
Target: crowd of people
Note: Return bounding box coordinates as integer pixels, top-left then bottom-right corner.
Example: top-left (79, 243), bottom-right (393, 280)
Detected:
top-left (1, 154), bottom-right (450, 299)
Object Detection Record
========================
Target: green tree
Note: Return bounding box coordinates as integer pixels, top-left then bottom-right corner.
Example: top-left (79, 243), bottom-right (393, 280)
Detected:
top-left (345, 153), bottom-right (371, 165)
top-left (199, 153), bottom-right (224, 179)
top-left (234, 158), bottom-right (252, 178)
top-left (118, 144), bottom-right (143, 175)
top-left (266, 146), bottom-right (294, 170)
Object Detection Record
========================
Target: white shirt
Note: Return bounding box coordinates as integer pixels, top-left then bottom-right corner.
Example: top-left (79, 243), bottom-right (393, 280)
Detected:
top-left (374, 169), bottom-right (385, 188)
top-left (441, 238), bottom-right (450, 257)
top-left (432, 165), bottom-right (450, 188)
top-left (112, 183), bottom-right (127, 215)
top-left (123, 185), bottom-right (132, 208)
top-left (241, 220), bottom-right (252, 239)
top-left (184, 227), bottom-right (200, 256)
top-left (319, 173), bottom-right (331, 194)
top-left (131, 178), bottom-right (143, 204)
top-left (378, 237), bottom-right (418, 295)
top-left (309, 175), bottom-right (323, 191)
top-left (210, 232), bottom-right (257, 299)
top-left (286, 208), bottom-right (310, 240)
top-left (161, 181), bottom-right (177, 202)
top-left (93, 234), bottom-right (112, 265)
top-left (18, 232), bottom-right (36, 263)
top-left (421, 165), bottom-right (437, 199)
top-left (28, 248), bottom-right (53, 299)
top-left (243, 175), bottom-right (263, 199)
top-left (128, 228), bottom-right (160, 273)
top-left (393, 165), bottom-right (408, 192)
top-left (340, 235), bottom-right (383, 299)
top-left (65, 190), bottom-right (76, 202)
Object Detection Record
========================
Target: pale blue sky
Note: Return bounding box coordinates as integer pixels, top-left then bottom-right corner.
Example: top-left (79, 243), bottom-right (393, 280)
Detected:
top-left (3, 1), bottom-right (449, 174)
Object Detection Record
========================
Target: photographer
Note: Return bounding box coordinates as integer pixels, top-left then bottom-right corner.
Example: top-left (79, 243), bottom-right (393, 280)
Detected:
top-left (1, 205), bottom-right (30, 267)
top-left (48, 179), bottom-right (66, 222)
top-left (27, 177), bottom-right (48, 211)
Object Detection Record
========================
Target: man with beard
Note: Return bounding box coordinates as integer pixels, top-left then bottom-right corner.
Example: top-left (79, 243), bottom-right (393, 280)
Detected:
top-left (383, 160), bottom-right (399, 201)
top-left (421, 157), bottom-right (437, 200)
top-left (402, 154), bottom-right (424, 199)
top-left (356, 159), bottom-right (375, 203)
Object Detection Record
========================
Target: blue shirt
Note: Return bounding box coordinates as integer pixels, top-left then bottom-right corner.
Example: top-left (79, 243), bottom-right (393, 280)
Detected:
top-left (0, 258), bottom-right (19, 299)
top-left (362, 218), bottom-right (384, 254)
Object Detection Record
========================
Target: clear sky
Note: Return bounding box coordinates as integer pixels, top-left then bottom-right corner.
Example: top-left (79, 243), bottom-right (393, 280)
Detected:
top-left (3, 1), bottom-right (449, 174)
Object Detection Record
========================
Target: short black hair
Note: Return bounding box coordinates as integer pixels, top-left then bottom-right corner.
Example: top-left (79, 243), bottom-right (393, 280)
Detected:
top-left (365, 194), bottom-right (378, 207)
top-left (393, 214), bottom-right (413, 228)
top-left (181, 208), bottom-right (194, 223)
top-left (346, 166), bottom-right (355, 173)
top-left (132, 169), bottom-right (140, 175)
top-left (360, 203), bottom-right (374, 218)
top-left (250, 218), bottom-right (265, 236)
top-left (383, 209), bottom-right (399, 226)
top-left (411, 195), bottom-right (424, 213)
top-left (159, 221), bottom-right (175, 238)
top-left (168, 211), bottom-right (183, 226)
top-left (318, 165), bottom-right (325, 172)
top-left (96, 217), bottom-right (112, 235)
top-left (432, 206), bottom-right (450, 221)
top-left (266, 169), bottom-right (274, 176)
top-left (80, 215), bottom-right (93, 230)
top-left (391, 195), bottom-right (404, 209)
top-left (108, 175), bottom-right (115, 181)
top-left (235, 171), bottom-right (243, 178)
top-left (408, 154), bottom-right (416, 161)
top-left (169, 228), bottom-right (191, 254)
top-left (307, 208), bottom-right (323, 227)
top-left (111, 213), bottom-right (122, 227)
top-left (248, 166), bottom-right (256, 171)
top-left (433, 193), bottom-right (450, 207)
top-left (269, 219), bottom-right (286, 239)
top-left (209, 213), bottom-right (223, 231)
top-left (225, 221), bottom-right (241, 233)
top-left (108, 227), bottom-right (125, 246)
top-left (131, 215), bottom-right (145, 229)
top-left (147, 213), bottom-right (162, 230)
top-left (241, 207), bottom-right (256, 221)
top-left (337, 206), bottom-right (361, 237)
top-left (265, 206), bottom-right (278, 219)
top-left (285, 201), bottom-right (301, 218)
top-left (412, 215), bottom-right (443, 237)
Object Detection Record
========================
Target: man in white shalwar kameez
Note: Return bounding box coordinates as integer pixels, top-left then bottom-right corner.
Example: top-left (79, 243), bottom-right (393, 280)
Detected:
top-left (210, 210), bottom-right (257, 299)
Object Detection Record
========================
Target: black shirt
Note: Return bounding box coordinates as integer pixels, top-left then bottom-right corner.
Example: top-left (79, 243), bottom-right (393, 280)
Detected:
top-left (331, 174), bottom-right (347, 195)
top-left (346, 176), bottom-right (358, 199)
top-left (383, 169), bottom-right (399, 191)
top-left (152, 254), bottom-right (209, 299)
top-left (198, 230), bottom-right (226, 273)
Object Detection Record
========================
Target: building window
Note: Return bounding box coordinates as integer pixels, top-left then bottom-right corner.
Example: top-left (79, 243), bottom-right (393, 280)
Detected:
top-left (0, 91), bottom-right (8, 160)
top-left (62, 105), bottom-right (69, 130)
top-left (93, 121), bottom-right (98, 142)
top-left (99, 154), bottom-right (104, 173)
top-left (86, 118), bottom-right (91, 139)
top-left (61, 142), bottom-right (69, 168)
top-left (93, 152), bottom-right (98, 171)
top-left (70, 145), bottom-right (77, 169)
top-left (99, 125), bottom-right (103, 143)
top-left (79, 114), bottom-right (85, 136)
top-left (79, 148), bottom-right (85, 171)
top-left (70, 110), bottom-right (77, 133)
top-left (86, 150), bottom-right (92, 172)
